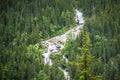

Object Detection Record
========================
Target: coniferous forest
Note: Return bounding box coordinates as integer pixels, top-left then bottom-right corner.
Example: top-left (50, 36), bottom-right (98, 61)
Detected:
top-left (0, 0), bottom-right (120, 80)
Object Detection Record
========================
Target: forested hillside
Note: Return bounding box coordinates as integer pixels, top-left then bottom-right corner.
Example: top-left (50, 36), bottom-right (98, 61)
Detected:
top-left (63, 0), bottom-right (120, 80)
top-left (0, 0), bottom-right (120, 80)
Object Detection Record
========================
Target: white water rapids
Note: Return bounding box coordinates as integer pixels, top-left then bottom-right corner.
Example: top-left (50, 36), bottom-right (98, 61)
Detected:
top-left (41, 9), bottom-right (84, 80)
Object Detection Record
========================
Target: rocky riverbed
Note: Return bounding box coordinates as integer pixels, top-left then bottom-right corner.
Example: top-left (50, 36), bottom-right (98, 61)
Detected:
top-left (41, 9), bottom-right (84, 80)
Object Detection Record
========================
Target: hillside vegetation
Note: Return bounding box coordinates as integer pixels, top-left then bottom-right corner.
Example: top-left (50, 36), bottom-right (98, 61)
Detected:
top-left (0, 0), bottom-right (120, 80)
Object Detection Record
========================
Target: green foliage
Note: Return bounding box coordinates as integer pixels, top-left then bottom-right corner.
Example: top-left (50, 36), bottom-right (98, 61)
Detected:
top-left (0, 0), bottom-right (76, 79)
top-left (34, 70), bottom-right (49, 80)
top-left (50, 53), bottom-right (61, 60)
top-left (69, 32), bottom-right (102, 80)
top-left (0, 0), bottom-right (120, 80)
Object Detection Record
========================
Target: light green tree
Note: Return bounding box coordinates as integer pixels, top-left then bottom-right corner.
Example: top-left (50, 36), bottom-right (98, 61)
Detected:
top-left (78, 32), bottom-right (93, 80)
top-left (69, 32), bottom-right (102, 80)
top-left (78, 32), bottom-right (103, 80)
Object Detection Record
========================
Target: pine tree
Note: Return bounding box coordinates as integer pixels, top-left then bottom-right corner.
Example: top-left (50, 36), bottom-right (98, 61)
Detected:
top-left (69, 32), bottom-right (102, 80)
top-left (78, 32), bottom-right (103, 80)
top-left (77, 31), bottom-right (93, 80)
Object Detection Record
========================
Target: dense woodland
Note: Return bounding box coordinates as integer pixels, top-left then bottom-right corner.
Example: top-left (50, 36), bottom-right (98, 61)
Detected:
top-left (0, 0), bottom-right (120, 80)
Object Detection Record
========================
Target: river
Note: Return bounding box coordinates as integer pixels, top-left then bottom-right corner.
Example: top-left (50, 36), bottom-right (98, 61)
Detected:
top-left (41, 9), bottom-right (84, 80)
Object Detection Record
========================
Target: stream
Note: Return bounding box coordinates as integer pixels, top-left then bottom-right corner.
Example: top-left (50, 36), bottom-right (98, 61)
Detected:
top-left (41, 9), bottom-right (84, 80)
